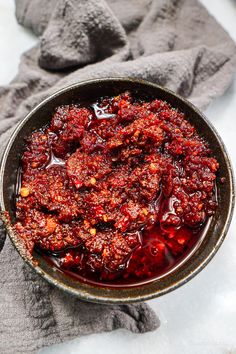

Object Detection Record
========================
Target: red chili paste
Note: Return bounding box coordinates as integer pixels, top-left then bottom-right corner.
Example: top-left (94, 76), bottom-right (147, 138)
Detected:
top-left (13, 92), bottom-right (219, 285)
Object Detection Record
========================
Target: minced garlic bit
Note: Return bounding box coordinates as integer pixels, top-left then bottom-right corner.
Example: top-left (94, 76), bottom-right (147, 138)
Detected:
top-left (149, 163), bottom-right (158, 172)
top-left (83, 220), bottom-right (90, 228)
top-left (20, 187), bottom-right (30, 198)
top-left (133, 130), bottom-right (140, 137)
top-left (103, 215), bottom-right (108, 222)
top-left (46, 218), bottom-right (57, 234)
top-left (90, 177), bottom-right (97, 185)
top-left (142, 208), bottom-right (148, 216)
top-left (89, 228), bottom-right (97, 236)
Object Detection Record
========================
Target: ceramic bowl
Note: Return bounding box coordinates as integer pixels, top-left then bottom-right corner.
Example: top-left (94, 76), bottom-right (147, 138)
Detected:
top-left (0, 78), bottom-right (234, 303)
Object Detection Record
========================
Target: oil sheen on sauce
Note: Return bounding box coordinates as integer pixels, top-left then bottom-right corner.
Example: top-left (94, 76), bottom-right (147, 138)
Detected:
top-left (14, 94), bottom-right (217, 288)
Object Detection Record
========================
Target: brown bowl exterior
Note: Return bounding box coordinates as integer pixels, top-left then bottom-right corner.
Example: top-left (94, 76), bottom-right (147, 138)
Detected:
top-left (0, 78), bottom-right (234, 303)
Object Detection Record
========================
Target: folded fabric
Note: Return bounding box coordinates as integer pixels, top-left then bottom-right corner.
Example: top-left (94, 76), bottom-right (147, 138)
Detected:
top-left (0, 0), bottom-right (235, 353)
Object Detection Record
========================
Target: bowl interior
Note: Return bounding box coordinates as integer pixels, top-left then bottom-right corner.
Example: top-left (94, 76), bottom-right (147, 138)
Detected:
top-left (0, 78), bottom-right (234, 303)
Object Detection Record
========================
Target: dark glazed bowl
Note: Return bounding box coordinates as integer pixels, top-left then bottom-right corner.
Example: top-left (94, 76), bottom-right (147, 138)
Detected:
top-left (0, 78), bottom-right (234, 304)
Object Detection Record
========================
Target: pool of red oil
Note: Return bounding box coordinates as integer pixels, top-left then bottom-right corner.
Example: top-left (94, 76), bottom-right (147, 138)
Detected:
top-left (38, 217), bottom-right (210, 288)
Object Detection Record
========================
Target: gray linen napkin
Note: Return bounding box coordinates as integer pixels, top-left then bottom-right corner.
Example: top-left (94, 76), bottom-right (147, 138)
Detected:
top-left (0, 0), bottom-right (235, 353)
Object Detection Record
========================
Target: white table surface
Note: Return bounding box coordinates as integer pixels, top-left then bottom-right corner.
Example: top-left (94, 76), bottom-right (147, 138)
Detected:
top-left (0, 1), bottom-right (235, 353)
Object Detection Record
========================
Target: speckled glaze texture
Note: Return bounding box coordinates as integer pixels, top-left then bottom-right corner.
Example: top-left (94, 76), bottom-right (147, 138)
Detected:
top-left (0, 78), bottom-right (234, 303)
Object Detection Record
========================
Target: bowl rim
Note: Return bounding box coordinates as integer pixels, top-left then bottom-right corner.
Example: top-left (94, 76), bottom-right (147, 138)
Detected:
top-left (0, 77), bottom-right (235, 304)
